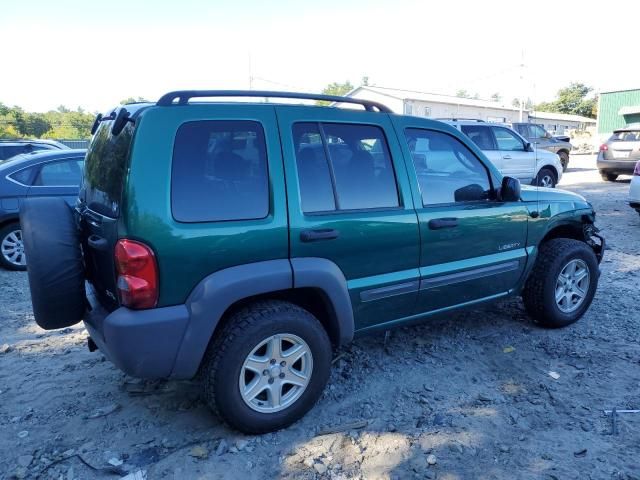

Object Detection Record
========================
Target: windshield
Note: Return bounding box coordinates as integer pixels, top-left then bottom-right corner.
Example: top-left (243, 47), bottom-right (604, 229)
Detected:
top-left (82, 119), bottom-right (135, 217)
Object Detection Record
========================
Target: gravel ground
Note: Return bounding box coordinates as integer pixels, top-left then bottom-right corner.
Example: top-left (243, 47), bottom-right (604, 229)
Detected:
top-left (1, 154), bottom-right (639, 480)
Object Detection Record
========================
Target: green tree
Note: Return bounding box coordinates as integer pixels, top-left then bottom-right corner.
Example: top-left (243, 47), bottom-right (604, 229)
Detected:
top-left (490, 92), bottom-right (502, 102)
top-left (316, 81), bottom-right (354, 105)
top-left (456, 89), bottom-right (471, 98)
top-left (534, 82), bottom-right (597, 118)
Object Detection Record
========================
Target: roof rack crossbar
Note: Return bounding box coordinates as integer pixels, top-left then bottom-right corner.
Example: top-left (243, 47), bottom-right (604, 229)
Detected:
top-left (156, 90), bottom-right (392, 113)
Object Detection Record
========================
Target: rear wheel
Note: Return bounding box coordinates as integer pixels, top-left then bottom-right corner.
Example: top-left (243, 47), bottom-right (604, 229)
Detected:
top-left (600, 171), bottom-right (618, 182)
top-left (522, 238), bottom-right (598, 328)
top-left (558, 151), bottom-right (569, 171)
top-left (201, 300), bottom-right (332, 433)
top-left (535, 168), bottom-right (556, 188)
top-left (0, 223), bottom-right (27, 270)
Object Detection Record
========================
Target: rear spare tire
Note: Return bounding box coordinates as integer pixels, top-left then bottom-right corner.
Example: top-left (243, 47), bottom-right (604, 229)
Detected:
top-left (20, 197), bottom-right (86, 330)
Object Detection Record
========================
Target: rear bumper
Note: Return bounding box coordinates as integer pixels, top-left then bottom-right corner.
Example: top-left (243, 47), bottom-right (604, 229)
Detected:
top-left (84, 285), bottom-right (190, 379)
top-left (597, 157), bottom-right (637, 174)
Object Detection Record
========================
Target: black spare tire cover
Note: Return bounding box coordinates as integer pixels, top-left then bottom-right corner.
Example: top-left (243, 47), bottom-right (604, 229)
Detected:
top-left (20, 197), bottom-right (86, 330)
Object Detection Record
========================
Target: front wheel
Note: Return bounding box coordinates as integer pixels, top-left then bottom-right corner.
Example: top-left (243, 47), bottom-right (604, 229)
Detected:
top-left (558, 151), bottom-right (569, 171)
top-left (201, 300), bottom-right (332, 433)
top-left (535, 168), bottom-right (556, 188)
top-left (522, 238), bottom-right (599, 328)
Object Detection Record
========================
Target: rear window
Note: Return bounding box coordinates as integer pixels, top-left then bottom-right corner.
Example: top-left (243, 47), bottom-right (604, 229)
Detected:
top-left (171, 120), bottom-right (269, 223)
top-left (610, 131), bottom-right (640, 141)
top-left (83, 120), bottom-right (134, 217)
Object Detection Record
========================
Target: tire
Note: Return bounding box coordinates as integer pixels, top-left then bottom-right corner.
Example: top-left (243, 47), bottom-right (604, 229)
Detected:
top-left (20, 197), bottom-right (86, 330)
top-left (558, 151), bottom-right (569, 171)
top-left (0, 222), bottom-right (27, 271)
top-left (600, 171), bottom-right (618, 182)
top-left (522, 238), bottom-right (599, 328)
top-left (201, 300), bottom-right (332, 434)
top-left (535, 168), bottom-right (556, 188)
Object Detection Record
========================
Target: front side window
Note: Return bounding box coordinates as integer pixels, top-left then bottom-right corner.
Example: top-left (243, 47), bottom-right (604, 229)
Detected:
top-left (292, 122), bottom-right (400, 212)
top-left (461, 125), bottom-right (496, 150)
top-left (405, 129), bottom-right (492, 206)
top-left (529, 124), bottom-right (547, 139)
top-left (492, 127), bottom-right (525, 151)
top-left (34, 159), bottom-right (83, 186)
top-left (171, 120), bottom-right (269, 222)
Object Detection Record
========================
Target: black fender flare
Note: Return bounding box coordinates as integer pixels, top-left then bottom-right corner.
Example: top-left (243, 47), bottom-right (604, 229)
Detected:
top-left (170, 258), bottom-right (355, 378)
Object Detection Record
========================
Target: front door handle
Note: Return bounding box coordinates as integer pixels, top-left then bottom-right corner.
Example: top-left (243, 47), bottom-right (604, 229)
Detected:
top-left (503, 155), bottom-right (512, 159)
top-left (428, 218), bottom-right (458, 230)
top-left (300, 228), bottom-right (340, 242)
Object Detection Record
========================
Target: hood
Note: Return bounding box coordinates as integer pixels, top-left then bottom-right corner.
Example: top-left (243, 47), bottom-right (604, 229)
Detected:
top-left (520, 185), bottom-right (590, 207)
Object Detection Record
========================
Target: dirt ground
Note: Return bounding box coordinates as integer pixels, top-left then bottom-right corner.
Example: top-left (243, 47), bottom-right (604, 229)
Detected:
top-left (1, 154), bottom-right (639, 480)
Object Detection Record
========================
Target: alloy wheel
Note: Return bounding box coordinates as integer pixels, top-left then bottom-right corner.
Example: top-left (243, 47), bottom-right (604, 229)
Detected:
top-left (239, 333), bottom-right (313, 413)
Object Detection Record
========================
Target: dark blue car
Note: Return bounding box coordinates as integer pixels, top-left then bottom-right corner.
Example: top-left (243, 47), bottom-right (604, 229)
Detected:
top-left (0, 149), bottom-right (85, 270)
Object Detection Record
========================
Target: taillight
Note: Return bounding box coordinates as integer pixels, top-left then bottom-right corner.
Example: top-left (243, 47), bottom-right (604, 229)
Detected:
top-left (599, 144), bottom-right (608, 152)
top-left (634, 161), bottom-right (640, 176)
top-left (114, 239), bottom-right (158, 309)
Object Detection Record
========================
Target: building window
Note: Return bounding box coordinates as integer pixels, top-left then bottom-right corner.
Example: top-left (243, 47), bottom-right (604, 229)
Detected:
top-left (487, 116), bottom-right (506, 123)
top-left (423, 106), bottom-right (431, 117)
top-left (404, 103), bottom-right (413, 115)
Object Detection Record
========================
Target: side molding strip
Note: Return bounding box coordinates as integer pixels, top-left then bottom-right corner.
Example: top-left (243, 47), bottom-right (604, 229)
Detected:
top-left (420, 260), bottom-right (520, 290)
top-left (360, 280), bottom-right (420, 302)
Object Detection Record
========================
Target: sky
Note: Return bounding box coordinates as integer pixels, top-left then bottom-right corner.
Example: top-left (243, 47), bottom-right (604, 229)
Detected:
top-left (1, 0), bottom-right (638, 113)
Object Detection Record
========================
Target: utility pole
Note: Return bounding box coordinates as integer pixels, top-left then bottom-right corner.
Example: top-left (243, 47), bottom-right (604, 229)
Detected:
top-left (248, 52), bottom-right (253, 90)
top-left (519, 50), bottom-right (525, 122)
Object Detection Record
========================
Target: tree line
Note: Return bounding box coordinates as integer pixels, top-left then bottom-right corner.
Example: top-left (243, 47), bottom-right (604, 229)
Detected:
top-left (0, 103), bottom-right (96, 140)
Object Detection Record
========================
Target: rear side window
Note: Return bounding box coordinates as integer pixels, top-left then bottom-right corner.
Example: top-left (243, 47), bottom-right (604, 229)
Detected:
top-left (171, 120), bottom-right (269, 222)
top-left (8, 166), bottom-right (35, 185)
top-left (292, 122), bottom-right (399, 212)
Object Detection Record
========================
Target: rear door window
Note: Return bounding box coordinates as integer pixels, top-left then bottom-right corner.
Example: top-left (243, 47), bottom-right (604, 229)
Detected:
top-left (460, 125), bottom-right (496, 150)
top-left (292, 122), bottom-right (399, 212)
top-left (34, 160), bottom-right (83, 186)
top-left (171, 120), bottom-right (269, 222)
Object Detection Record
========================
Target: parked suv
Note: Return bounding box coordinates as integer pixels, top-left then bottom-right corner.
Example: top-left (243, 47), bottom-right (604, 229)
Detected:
top-left (21, 91), bottom-right (604, 434)
top-left (597, 124), bottom-right (640, 181)
top-left (443, 120), bottom-right (564, 188)
top-left (511, 123), bottom-right (572, 171)
top-left (0, 139), bottom-right (69, 161)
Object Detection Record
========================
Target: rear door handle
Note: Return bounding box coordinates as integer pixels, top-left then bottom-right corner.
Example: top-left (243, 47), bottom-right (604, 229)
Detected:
top-left (300, 229), bottom-right (339, 242)
top-left (87, 234), bottom-right (108, 251)
top-left (428, 218), bottom-right (458, 230)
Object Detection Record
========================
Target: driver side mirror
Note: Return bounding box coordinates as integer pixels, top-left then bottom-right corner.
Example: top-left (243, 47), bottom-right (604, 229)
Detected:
top-left (500, 176), bottom-right (521, 202)
top-left (525, 142), bottom-right (534, 152)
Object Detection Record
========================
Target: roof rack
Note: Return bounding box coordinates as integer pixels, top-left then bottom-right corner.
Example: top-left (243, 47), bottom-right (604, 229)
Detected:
top-left (435, 118), bottom-right (485, 122)
top-left (156, 90), bottom-right (392, 113)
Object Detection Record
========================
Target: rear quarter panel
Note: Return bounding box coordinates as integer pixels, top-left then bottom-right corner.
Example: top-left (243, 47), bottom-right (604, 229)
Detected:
top-left (121, 104), bottom-right (289, 306)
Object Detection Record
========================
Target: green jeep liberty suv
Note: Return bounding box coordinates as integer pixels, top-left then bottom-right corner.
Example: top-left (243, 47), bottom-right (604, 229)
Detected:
top-left (20, 91), bottom-right (604, 434)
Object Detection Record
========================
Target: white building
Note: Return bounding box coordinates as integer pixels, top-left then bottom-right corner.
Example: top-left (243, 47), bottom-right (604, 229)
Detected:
top-left (346, 86), bottom-right (529, 123)
top-left (528, 111), bottom-right (596, 135)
